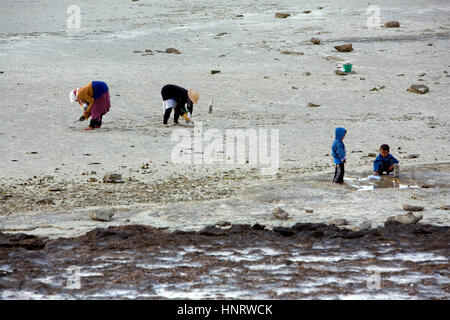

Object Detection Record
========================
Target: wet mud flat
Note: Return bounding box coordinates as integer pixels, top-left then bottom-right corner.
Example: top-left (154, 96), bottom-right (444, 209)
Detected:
top-left (1, 222), bottom-right (449, 299)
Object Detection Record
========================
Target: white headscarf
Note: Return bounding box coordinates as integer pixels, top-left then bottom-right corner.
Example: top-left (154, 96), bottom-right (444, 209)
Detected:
top-left (69, 88), bottom-right (79, 103)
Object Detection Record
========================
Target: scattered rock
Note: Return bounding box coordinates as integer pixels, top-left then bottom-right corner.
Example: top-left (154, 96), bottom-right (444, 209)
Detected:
top-left (334, 44), bottom-right (353, 52)
top-left (403, 204), bottom-right (424, 211)
top-left (165, 48), bottom-right (181, 54)
top-left (36, 198), bottom-right (54, 205)
top-left (275, 13), bottom-right (290, 19)
top-left (303, 72), bottom-right (311, 76)
top-left (310, 37), bottom-right (321, 45)
top-left (334, 70), bottom-right (347, 76)
top-left (103, 173), bottom-right (124, 183)
top-left (308, 102), bottom-right (320, 108)
top-left (367, 153), bottom-right (377, 157)
top-left (133, 50), bottom-right (142, 53)
top-left (329, 219), bottom-right (348, 226)
top-left (215, 220), bottom-right (231, 227)
top-left (305, 209), bottom-right (314, 213)
top-left (281, 51), bottom-right (304, 55)
top-left (359, 221), bottom-right (372, 231)
top-left (407, 84), bottom-right (429, 94)
top-left (236, 14), bottom-right (244, 18)
top-left (406, 154), bottom-right (420, 159)
top-left (89, 177), bottom-right (97, 183)
top-left (384, 21), bottom-right (400, 28)
top-left (292, 86), bottom-right (298, 90)
top-left (89, 209), bottom-right (115, 222)
top-left (273, 227), bottom-right (294, 236)
top-left (48, 186), bottom-right (62, 192)
top-left (395, 212), bottom-right (423, 225)
top-left (370, 87), bottom-right (379, 92)
top-left (211, 70), bottom-right (221, 75)
top-left (440, 205), bottom-right (450, 210)
top-left (145, 49), bottom-right (153, 53)
top-left (273, 207), bottom-right (289, 220)
top-left (303, 10), bottom-right (311, 14)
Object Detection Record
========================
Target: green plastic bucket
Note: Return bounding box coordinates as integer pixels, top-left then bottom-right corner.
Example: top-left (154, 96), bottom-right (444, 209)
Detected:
top-left (343, 63), bottom-right (352, 73)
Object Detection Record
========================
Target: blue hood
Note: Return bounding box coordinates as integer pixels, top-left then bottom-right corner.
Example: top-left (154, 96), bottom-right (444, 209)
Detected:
top-left (335, 127), bottom-right (347, 140)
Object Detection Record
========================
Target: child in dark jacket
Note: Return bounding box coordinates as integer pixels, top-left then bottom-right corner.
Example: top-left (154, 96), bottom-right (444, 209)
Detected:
top-left (373, 144), bottom-right (399, 177)
top-left (331, 127), bottom-right (347, 184)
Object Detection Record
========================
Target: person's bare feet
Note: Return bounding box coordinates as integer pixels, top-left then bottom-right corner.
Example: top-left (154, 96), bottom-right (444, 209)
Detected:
top-left (84, 126), bottom-right (95, 131)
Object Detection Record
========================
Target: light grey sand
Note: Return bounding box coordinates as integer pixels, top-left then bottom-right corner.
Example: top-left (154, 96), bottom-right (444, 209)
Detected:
top-left (0, 0), bottom-right (449, 237)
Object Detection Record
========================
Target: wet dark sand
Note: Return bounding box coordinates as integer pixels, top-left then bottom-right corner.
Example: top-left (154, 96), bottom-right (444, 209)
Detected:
top-left (1, 222), bottom-right (449, 299)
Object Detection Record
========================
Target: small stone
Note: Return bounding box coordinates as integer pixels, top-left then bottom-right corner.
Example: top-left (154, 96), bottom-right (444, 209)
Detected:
top-left (303, 10), bottom-right (311, 14)
top-left (303, 72), bottom-right (311, 76)
top-left (370, 87), bottom-right (379, 91)
top-left (36, 198), bottom-right (54, 205)
top-left (89, 177), bottom-right (97, 183)
top-left (406, 154), bottom-right (420, 159)
top-left (48, 186), bottom-right (62, 192)
top-left (281, 51), bottom-right (304, 55)
top-left (308, 102), bottom-right (320, 108)
top-left (165, 48), bottom-right (181, 54)
top-left (145, 49), bottom-right (153, 53)
top-left (360, 77), bottom-right (366, 80)
top-left (367, 153), bottom-right (377, 157)
top-left (216, 220), bottom-right (231, 227)
top-left (403, 204), bottom-right (424, 211)
top-left (103, 173), bottom-right (124, 183)
top-left (335, 70), bottom-right (347, 76)
top-left (329, 219), bottom-right (348, 226)
top-left (440, 205), bottom-right (450, 210)
top-left (384, 21), bottom-right (400, 28)
top-left (334, 44), bottom-right (353, 52)
top-left (359, 221), bottom-right (372, 231)
top-left (273, 207), bottom-right (289, 220)
top-left (305, 209), bottom-right (314, 213)
top-left (236, 14), bottom-right (244, 18)
top-left (275, 13), bottom-right (290, 19)
top-left (89, 209), bottom-right (115, 222)
top-left (310, 37), bottom-right (321, 45)
top-left (395, 212), bottom-right (423, 225)
top-left (292, 86), bottom-right (298, 90)
top-left (211, 70), bottom-right (221, 75)
top-left (407, 84), bottom-right (429, 94)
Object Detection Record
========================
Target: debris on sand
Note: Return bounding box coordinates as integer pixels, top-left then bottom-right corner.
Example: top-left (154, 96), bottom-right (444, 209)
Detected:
top-left (308, 102), bottom-right (320, 108)
top-left (310, 37), bottom-right (321, 45)
top-left (440, 205), bottom-right (450, 210)
top-left (384, 21), bottom-right (400, 28)
top-left (281, 51), bottom-right (304, 55)
top-left (165, 48), bottom-right (181, 54)
top-left (407, 84), bottom-right (429, 94)
top-left (359, 221), bottom-right (372, 231)
top-left (36, 198), bottom-right (55, 205)
top-left (395, 212), bottom-right (423, 225)
top-left (303, 10), bottom-right (311, 14)
top-left (329, 219), bottom-right (348, 226)
top-left (403, 204), bottom-right (424, 212)
top-left (275, 13), bottom-right (290, 19)
top-left (133, 50), bottom-right (143, 53)
top-left (305, 209), bottom-right (314, 213)
top-left (103, 173), bottom-right (124, 183)
top-left (406, 154), bottom-right (420, 159)
top-left (273, 207), bottom-right (289, 220)
top-left (334, 44), bottom-right (353, 52)
top-left (211, 70), bottom-right (221, 75)
top-left (89, 209), bottom-right (115, 222)
top-left (335, 70), bottom-right (347, 76)
top-left (303, 72), bottom-right (311, 76)
top-left (216, 220), bottom-right (231, 227)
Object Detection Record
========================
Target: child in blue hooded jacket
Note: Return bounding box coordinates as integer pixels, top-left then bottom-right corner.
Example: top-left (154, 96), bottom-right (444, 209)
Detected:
top-left (373, 144), bottom-right (399, 176)
top-left (331, 127), bottom-right (347, 184)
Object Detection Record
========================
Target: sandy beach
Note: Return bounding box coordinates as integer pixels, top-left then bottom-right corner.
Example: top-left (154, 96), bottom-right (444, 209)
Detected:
top-left (1, 0), bottom-right (449, 299)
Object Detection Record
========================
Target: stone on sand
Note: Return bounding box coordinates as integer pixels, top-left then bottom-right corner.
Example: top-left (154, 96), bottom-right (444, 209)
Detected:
top-left (275, 13), bottom-right (290, 19)
top-left (89, 209), bottom-right (115, 222)
top-left (384, 21), bottom-right (400, 28)
top-left (36, 198), bottom-right (54, 205)
top-left (403, 204), bottom-right (424, 211)
top-left (103, 173), bottom-right (124, 183)
top-left (329, 219), bottom-right (348, 226)
top-left (273, 207), bottom-right (289, 220)
top-left (335, 70), bottom-right (347, 76)
top-left (359, 221), bottom-right (372, 231)
top-left (165, 48), bottom-right (181, 54)
top-left (334, 44), bottom-right (353, 52)
top-left (395, 212), bottom-right (423, 225)
top-left (310, 38), bottom-right (321, 45)
top-left (407, 84), bottom-right (429, 94)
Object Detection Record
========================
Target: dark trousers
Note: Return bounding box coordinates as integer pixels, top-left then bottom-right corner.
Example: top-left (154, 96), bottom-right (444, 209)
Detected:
top-left (376, 163), bottom-right (394, 175)
top-left (89, 117), bottom-right (102, 128)
top-left (333, 163), bottom-right (345, 183)
top-left (163, 107), bottom-right (180, 124)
